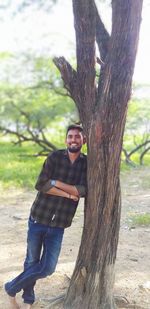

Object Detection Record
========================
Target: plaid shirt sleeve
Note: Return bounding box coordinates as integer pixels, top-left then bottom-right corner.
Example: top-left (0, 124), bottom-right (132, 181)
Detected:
top-left (75, 156), bottom-right (87, 197)
top-left (35, 152), bottom-right (55, 193)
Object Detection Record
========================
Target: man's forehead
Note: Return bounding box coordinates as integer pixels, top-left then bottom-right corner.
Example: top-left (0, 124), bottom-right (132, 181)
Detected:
top-left (67, 129), bottom-right (82, 136)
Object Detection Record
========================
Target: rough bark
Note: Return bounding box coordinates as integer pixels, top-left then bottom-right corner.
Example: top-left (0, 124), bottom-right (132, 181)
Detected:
top-left (54, 0), bottom-right (143, 308)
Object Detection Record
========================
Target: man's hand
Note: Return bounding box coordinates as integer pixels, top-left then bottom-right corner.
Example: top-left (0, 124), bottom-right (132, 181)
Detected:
top-left (68, 194), bottom-right (79, 201)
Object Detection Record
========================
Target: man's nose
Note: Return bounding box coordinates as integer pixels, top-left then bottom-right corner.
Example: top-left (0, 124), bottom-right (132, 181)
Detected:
top-left (71, 136), bottom-right (76, 141)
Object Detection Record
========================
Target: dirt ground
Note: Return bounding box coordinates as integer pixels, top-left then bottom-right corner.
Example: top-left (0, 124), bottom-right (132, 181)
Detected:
top-left (0, 167), bottom-right (150, 309)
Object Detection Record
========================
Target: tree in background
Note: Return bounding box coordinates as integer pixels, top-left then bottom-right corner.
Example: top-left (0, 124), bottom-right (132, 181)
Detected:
top-left (0, 54), bottom-right (149, 161)
top-left (54, 0), bottom-right (143, 308)
top-left (0, 56), bottom-right (77, 155)
top-left (123, 98), bottom-right (150, 165)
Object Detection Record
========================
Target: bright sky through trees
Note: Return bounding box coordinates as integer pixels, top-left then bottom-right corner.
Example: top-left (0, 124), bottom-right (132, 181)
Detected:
top-left (0, 0), bottom-right (149, 84)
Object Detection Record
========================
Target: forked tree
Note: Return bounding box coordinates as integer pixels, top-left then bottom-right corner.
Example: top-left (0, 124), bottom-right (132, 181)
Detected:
top-left (54, 0), bottom-right (143, 308)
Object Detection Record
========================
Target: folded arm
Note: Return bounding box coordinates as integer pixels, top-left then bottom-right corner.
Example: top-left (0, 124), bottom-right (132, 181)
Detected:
top-left (46, 185), bottom-right (79, 201)
top-left (35, 152), bottom-right (86, 199)
top-left (55, 180), bottom-right (79, 197)
top-left (50, 180), bottom-right (86, 198)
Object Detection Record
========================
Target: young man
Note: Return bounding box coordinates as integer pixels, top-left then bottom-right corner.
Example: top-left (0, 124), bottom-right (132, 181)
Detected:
top-left (5, 124), bottom-right (87, 309)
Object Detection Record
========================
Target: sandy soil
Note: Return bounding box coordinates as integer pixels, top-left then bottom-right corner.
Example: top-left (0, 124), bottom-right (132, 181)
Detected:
top-left (0, 167), bottom-right (150, 309)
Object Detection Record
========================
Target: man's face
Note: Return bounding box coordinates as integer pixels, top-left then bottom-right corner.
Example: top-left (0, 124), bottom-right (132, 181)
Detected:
top-left (66, 129), bottom-right (84, 153)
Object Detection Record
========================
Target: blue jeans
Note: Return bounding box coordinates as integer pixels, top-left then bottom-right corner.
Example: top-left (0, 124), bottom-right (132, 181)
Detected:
top-left (5, 216), bottom-right (64, 304)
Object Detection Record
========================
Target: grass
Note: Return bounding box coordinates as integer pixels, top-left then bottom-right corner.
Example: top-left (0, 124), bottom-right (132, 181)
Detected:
top-left (0, 140), bottom-right (149, 189)
top-left (128, 213), bottom-right (150, 227)
top-left (0, 141), bottom-right (44, 189)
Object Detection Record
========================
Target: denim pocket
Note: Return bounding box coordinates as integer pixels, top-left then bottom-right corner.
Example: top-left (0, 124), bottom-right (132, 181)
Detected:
top-left (29, 216), bottom-right (37, 225)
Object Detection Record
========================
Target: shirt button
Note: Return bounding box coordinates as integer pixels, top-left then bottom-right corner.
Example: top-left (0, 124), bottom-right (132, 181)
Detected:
top-left (52, 214), bottom-right (55, 221)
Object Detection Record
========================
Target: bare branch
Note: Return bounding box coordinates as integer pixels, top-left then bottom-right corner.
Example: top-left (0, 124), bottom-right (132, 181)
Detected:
top-left (11, 102), bottom-right (31, 120)
top-left (140, 147), bottom-right (150, 165)
top-left (128, 140), bottom-right (150, 157)
top-left (0, 125), bottom-right (57, 155)
top-left (53, 57), bottom-right (77, 96)
top-left (122, 148), bottom-right (136, 166)
top-left (53, 57), bottom-right (82, 115)
top-left (94, 1), bottom-right (110, 61)
top-left (122, 139), bottom-right (150, 166)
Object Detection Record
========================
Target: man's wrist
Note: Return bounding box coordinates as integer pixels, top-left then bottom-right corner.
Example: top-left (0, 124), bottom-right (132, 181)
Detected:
top-left (50, 180), bottom-right (56, 187)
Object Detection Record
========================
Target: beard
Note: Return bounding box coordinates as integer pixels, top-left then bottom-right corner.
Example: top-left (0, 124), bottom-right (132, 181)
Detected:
top-left (68, 146), bottom-right (82, 153)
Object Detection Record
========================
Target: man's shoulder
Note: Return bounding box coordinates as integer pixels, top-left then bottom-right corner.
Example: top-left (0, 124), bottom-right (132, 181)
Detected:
top-left (80, 152), bottom-right (87, 158)
top-left (80, 152), bottom-right (87, 162)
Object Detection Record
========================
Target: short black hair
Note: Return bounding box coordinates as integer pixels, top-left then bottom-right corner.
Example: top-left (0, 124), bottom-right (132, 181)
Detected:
top-left (66, 124), bottom-right (83, 135)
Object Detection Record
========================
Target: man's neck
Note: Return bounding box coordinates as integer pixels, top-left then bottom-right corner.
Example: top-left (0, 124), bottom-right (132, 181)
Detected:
top-left (68, 150), bottom-right (80, 163)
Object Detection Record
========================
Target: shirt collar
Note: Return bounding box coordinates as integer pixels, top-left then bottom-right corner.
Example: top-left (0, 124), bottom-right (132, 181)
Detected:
top-left (63, 149), bottom-right (84, 159)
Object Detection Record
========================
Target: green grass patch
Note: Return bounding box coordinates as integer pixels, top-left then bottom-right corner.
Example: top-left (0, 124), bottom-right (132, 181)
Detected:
top-left (121, 161), bottom-right (135, 171)
top-left (128, 213), bottom-right (150, 227)
top-left (0, 142), bottom-right (45, 189)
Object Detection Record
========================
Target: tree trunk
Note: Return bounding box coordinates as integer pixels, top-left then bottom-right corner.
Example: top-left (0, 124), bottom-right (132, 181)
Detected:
top-left (54, 0), bottom-right (143, 308)
top-left (65, 118), bottom-right (122, 309)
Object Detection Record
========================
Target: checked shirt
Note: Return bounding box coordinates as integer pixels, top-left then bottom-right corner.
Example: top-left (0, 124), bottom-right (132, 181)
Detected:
top-left (30, 150), bottom-right (87, 228)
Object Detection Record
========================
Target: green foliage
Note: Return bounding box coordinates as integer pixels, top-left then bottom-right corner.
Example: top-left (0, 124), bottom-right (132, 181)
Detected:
top-left (125, 98), bottom-right (150, 135)
top-left (121, 161), bottom-right (133, 171)
top-left (122, 97), bottom-right (150, 165)
top-left (0, 57), bottom-right (78, 144)
top-left (128, 213), bottom-right (150, 227)
top-left (0, 142), bottom-right (44, 189)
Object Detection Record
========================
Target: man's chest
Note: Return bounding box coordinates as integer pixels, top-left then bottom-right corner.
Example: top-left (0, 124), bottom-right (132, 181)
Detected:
top-left (52, 158), bottom-right (83, 183)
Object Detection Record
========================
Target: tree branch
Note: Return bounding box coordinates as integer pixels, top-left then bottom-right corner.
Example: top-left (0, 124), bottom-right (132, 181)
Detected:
top-left (122, 148), bottom-right (136, 166)
top-left (128, 140), bottom-right (150, 157)
top-left (53, 57), bottom-right (77, 97)
top-left (53, 1), bottom-right (97, 126)
top-left (140, 146), bottom-right (150, 165)
top-left (122, 139), bottom-right (150, 166)
top-left (0, 124), bottom-right (57, 156)
top-left (53, 56), bottom-right (83, 117)
top-left (94, 1), bottom-right (110, 61)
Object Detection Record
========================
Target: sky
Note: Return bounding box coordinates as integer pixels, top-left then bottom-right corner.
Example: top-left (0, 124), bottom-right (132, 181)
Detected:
top-left (0, 0), bottom-right (150, 84)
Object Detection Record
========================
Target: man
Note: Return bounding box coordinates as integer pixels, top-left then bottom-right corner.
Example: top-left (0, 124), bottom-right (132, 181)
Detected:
top-left (5, 124), bottom-right (87, 309)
